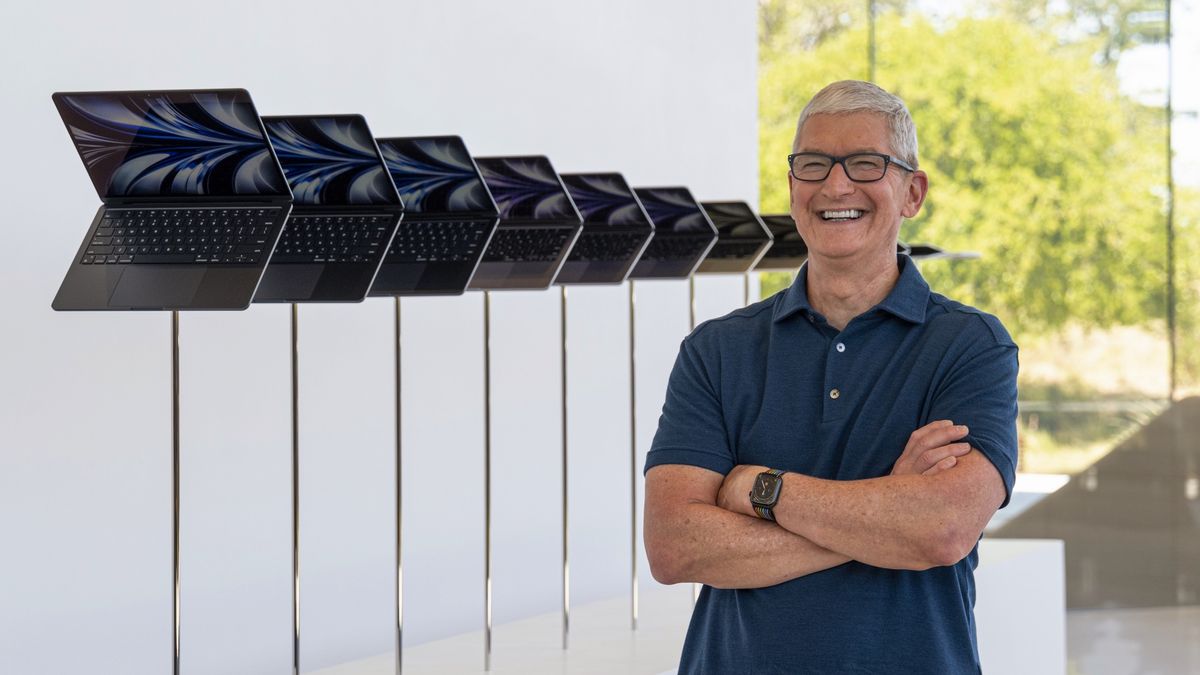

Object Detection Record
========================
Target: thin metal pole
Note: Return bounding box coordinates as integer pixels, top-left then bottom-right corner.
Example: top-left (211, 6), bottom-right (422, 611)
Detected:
top-left (1166, 0), bottom-right (1177, 402)
top-left (744, 272), bottom-right (750, 307)
top-left (688, 276), bottom-right (696, 332)
top-left (628, 281), bottom-right (638, 631)
top-left (483, 291), bottom-right (494, 670)
top-left (291, 304), bottom-right (300, 675)
top-left (868, 0), bottom-right (877, 83)
top-left (171, 311), bottom-right (181, 675)
top-left (394, 296), bottom-right (404, 675)
top-left (560, 286), bottom-right (570, 650)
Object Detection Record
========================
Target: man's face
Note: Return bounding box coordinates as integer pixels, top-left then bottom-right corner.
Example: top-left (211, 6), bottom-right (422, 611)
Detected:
top-left (788, 112), bottom-right (927, 265)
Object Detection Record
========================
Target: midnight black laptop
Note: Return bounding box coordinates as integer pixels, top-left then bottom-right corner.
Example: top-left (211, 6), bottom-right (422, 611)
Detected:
top-left (697, 201), bottom-right (773, 274)
top-left (51, 88), bottom-right (292, 310)
top-left (627, 187), bottom-right (717, 280)
top-left (470, 156), bottom-right (583, 290)
top-left (369, 136), bottom-right (499, 296)
top-left (556, 172), bottom-right (654, 284)
top-left (754, 213), bottom-right (808, 271)
top-left (254, 115), bottom-right (402, 303)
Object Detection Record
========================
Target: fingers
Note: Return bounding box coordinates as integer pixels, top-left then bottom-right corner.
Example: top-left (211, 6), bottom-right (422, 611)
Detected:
top-left (917, 442), bottom-right (972, 470)
top-left (907, 420), bottom-right (969, 451)
top-left (922, 455), bottom-right (958, 476)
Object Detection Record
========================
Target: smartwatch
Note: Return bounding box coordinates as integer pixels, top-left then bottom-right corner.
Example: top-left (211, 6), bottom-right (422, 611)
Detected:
top-left (749, 468), bottom-right (787, 521)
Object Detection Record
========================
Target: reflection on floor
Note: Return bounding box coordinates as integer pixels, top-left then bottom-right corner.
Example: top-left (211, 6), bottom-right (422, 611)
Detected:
top-left (994, 396), bottom-right (1200, 610)
top-left (1068, 606), bottom-right (1200, 675)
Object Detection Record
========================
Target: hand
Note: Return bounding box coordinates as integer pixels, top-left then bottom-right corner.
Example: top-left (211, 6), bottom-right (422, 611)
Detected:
top-left (891, 420), bottom-right (972, 477)
top-left (716, 464), bottom-right (768, 517)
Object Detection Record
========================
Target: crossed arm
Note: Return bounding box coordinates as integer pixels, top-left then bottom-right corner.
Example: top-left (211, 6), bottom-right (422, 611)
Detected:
top-left (644, 420), bottom-right (1007, 588)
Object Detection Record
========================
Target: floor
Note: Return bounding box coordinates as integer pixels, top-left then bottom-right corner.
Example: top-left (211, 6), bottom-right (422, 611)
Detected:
top-left (1067, 606), bottom-right (1200, 674)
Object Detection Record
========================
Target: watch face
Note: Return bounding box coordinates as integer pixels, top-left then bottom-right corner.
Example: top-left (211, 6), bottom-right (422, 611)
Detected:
top-left (751, 473), bottom-right (783, 505)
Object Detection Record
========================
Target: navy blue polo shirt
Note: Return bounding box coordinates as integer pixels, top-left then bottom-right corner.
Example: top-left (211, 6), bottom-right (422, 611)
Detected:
top-left (645, 256), bottom-right (1018, 674)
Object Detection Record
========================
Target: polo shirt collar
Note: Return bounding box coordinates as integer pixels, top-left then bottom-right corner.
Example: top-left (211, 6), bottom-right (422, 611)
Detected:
top-left (773, 254), bottom-right (930, 325)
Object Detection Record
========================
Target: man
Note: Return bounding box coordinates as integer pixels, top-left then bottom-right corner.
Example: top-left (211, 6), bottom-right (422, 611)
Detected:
top-left (643, 80), bottom-right (1018, 674)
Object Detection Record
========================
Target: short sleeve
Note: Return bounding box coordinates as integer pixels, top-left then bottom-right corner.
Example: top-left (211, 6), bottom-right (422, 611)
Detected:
top-left (927, 325), bottom-right (1019, 508)
top-left (644, 337), bottom-right (735, 476)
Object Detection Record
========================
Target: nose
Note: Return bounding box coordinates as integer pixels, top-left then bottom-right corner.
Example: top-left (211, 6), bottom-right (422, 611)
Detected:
top-left (819, 161), bottom-right (856, 198)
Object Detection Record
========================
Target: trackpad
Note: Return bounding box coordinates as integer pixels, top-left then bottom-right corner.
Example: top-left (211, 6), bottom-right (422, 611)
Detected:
top-left (110, 268), bottom-right (204, 309)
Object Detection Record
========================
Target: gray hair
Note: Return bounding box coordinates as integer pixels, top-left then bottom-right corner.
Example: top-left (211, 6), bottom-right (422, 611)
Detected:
top-left (792, 80), bottom-right (919, 168)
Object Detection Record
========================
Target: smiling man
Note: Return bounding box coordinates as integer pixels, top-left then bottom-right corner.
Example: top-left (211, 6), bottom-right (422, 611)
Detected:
top-left (643, 81), bottom-right (1019, 674)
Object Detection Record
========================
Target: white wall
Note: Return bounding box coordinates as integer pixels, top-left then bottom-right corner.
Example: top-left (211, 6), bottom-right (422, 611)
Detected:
top-left (0, 1), bottom-right (759, 673)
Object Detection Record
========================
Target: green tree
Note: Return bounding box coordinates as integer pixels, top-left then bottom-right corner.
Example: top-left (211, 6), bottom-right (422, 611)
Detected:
top-left (758, 11), bottom-right (1168, 341)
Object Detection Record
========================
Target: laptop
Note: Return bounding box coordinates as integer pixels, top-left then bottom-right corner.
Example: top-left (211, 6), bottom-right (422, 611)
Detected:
top-left (470, 156), bottom-right (583, 290)
top-left (627, 187), bottom-right (717, 280)
top-left (556, 172), bottom-right (654, 284)
top-left (51, 88), bottom-right (293, 311)
top-left (369, 136), bottom-right (499, 296)
top-left (254, 115), bottom-right (402, 303)
top-left (754, 213), bottom-right (808, 271)
top-left (697, 201), bottom-right (773, 274)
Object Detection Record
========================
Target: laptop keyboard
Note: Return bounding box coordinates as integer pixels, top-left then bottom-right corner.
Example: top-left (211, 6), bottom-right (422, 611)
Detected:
top-left (482, 227), bottom-right (575, 263)
top-left (80, 207), bottom-right (282, 265)
top-left (708, 241), bottom-right (764, 259)
top-left (267, 214), bottom-right (392, 264)
top-left (640, 235), bottom-right (712, 262)
top-left (567, 232), bottom-right (648, 262)
top-left (387, 221), bottom-right (490, 263)
top-left (763, 242), bottom-right (808, 258)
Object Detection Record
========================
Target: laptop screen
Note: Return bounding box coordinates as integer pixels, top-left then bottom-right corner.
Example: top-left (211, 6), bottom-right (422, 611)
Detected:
top-left (475, 156), bottom-right (578, 223)
top-left (53, 89), bottom-right (290, 199)
top-left (263, 115), bottom-right (400, 207)
top-left (761, 214), bottom-right (806, 242)
top-left (632, 187), bottom-right (712, 233)
top-left (701, 201), bottom-right (769, 239)
top-left (560, 173), bottom-right (651, 228)
top-left (377, 136), bottom-right (495, 215)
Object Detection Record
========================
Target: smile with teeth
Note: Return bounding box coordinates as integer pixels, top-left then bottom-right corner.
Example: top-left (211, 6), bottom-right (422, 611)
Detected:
top-left (820, 209), bottom-right (865, 221)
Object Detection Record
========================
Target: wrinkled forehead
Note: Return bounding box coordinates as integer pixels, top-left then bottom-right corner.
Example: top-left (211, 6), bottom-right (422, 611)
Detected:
top-left (796, 111), bottom-right (893, 156)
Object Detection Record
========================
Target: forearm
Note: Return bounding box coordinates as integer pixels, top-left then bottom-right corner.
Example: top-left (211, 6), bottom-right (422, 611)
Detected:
top-left (773, 472), bottom-right (971, 570)
top-left (645, 500), bottom-right (850, 589)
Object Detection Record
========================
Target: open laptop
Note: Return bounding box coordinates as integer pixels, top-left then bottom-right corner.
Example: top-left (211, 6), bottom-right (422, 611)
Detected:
top-left (556, 172), bottom-right (654, 284)
top-left (254, 115), bottom-right (402, 303)
top-left (51, 88), bottom-right (292, 311)
top-left (754, 213), bottom-right (808, 271)
top-left (369, 136), bottom-right (499, 296)
top-left (906, 243), bottom-right (982, 261)
top-left (627, 187), bottom-right (717, 280)
top-left (697, 201), bottom-right (773, 274)
top-left (470, 156), bottom-right (583, 290)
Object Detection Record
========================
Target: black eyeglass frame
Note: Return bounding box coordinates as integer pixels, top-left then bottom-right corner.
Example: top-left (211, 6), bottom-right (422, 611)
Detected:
top-left (787, 152), bottom-right (916, 183)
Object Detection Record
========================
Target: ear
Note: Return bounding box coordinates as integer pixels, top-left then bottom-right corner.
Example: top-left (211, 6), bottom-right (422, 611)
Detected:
top-left (901, 170), bottom-right (929, 219)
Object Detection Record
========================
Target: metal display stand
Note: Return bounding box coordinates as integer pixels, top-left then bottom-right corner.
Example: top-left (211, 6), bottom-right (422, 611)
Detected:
top-left (291, 304), bottom-right (301, 675)
top-left (394, 297), bottom-right (404, 675)
top-left (171, 311), bottom-right (181, 675)
top-left (559, 286), bottom-right (570, 650)
top-left (483, 291), bottom-right (494, 671)
top-left (627, 281), bottom-right (638, 631)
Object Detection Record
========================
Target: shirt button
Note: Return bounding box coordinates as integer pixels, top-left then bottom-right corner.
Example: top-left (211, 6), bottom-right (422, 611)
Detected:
top-left (830, 388), bottom-right (841, 399)
top-left (836, 343), bottom-right (846, 353)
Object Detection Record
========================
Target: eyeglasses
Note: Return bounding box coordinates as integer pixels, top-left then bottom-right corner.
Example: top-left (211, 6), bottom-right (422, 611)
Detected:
top-left (787, 152), bottom-right (916, 183)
